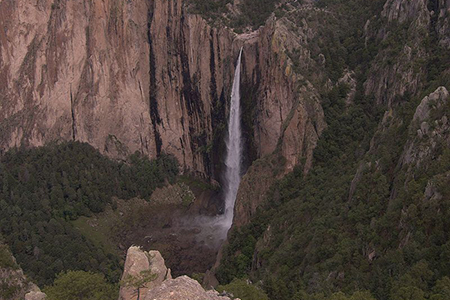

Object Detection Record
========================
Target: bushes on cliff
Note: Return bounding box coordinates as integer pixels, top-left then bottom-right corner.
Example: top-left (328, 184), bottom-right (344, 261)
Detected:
top-left (187, 0), bottom-right (281, 30)
top-left (0, 244), bottom-right (18, 270)
top-left (217, 278), bottom-right (269, 300)
top-left (0, 141), bottom-right (179, 286)
top-left (44, 270), bottom-right (118, 300)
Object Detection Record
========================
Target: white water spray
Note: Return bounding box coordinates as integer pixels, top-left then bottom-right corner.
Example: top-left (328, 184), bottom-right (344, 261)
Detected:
top-left (222, 48), bottom-right (243, 231)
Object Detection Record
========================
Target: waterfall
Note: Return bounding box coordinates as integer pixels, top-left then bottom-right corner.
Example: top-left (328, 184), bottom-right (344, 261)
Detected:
top-left (222, 48), bottom-right (243, 231)
top-left (178, 49), bottom-right (244, 244)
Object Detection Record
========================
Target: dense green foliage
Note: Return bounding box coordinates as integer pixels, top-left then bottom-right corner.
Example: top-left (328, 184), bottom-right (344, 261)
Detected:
top-left (0, 242), bottom-right (21, 300)
top-left (217, 278), bottom-right (269, 300)
top-left (187, 0), bottom-right (282, 30)
top-left (44, 270), bottom-right (118, 300)
top-left (218, 80), bottom-right (385, 299)
top-left (0, 243), bottom-right (18, 270)
top-left (218, 0), bottom-right (450, 299)
top-left (0, 142), bottom-right (178, 286)
top-left (301, 0), bottom-right (385, 82)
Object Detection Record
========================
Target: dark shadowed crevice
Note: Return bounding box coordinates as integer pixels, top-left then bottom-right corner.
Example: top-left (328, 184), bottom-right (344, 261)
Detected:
top-left (239, 49), bottom-right (259, 173)
top-left (179, 8), bottom-right (209, 176)
top-left (148, 1), bottom-right (162, 155)
top-left (70, 86), bottom-right (76, 140)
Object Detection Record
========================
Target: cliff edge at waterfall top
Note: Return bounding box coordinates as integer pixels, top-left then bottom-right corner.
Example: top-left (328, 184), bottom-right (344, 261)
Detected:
top-left (1, 0), bottom-right (450, 299)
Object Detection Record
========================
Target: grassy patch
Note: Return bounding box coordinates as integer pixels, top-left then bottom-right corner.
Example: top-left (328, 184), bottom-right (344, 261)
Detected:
top-left (72, 212), bottom-right (119, 257)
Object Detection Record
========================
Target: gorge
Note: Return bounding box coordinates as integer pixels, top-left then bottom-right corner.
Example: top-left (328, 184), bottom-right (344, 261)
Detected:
top-left (1, 0), bottom-right (450, 299)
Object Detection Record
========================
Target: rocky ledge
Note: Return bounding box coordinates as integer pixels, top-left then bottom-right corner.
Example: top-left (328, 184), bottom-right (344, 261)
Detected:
top-left (119, 246), bottom-right (236, 300)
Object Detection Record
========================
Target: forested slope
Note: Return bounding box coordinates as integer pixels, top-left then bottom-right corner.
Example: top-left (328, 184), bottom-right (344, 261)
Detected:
top-left (217, 0), bottom-right (450, 299)
top-left (0, 142), bottom-right (178, 286)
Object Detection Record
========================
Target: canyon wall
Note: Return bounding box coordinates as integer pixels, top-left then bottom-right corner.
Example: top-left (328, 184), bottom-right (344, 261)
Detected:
top-left (0, 0), bottom-right (324, 181)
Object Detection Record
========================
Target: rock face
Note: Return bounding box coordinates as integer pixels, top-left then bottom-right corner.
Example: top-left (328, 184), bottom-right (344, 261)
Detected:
top-left (239, 17), bottom-right (325, 173)
top-left (401, 86), bottom-right (450, 169)
top-left (0, 0), bottom-right (155, 159)
top-left (119, 246), bottom-right (171, 300)
top-left (119, 247), bottom-right (233, 300)
top-left (144, 276), bottom-right (232, 300)
top-left (231, 6), bottom-right (327, 228)
top-left (0, 0), bottom-right (324, 181)
top-left (25, 290), bottom-right (47, 300)
top-left (233, 154), bottom-right (282, 227)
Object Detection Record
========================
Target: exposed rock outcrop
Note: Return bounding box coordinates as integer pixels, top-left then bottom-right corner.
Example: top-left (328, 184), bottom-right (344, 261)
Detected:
top-left (25, 289), bottom-right (47, 300)
top-left (382, 0), bottom-right (429, 23)
top-left (119, 246), bottom-right (171, 300)
top-left (119, 247), bottom-right (234, 300)
top-left (144, 276), bottom-right (232, 300)
top-left (233, 155), bottom-right (282, 228)
top-left (239, 16), bottom-right (325, 173)
top-left (401, 86), bottom-right (450, 169)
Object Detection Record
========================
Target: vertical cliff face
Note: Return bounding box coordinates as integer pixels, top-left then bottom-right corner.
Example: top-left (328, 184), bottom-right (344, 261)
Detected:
top-left (231, 8), bottom-right (327, 228)
top-left (239, 19), bottom-right (324, 173)
top-left (0, 0), bottom-right (155, 158)
top-left (148, 0), bottom-right (236, 178)
top-left (0, 0), bottom-right (324, 182)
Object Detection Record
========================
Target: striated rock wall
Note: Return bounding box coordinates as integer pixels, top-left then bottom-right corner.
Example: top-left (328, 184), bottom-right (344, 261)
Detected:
top-left (231, 9), bottom-right (326, 228)
top-left (0, 0), bottom-right (155, 158)
top-left (147, 0), bottom-right (236, 178)
top-left (0, 0), bottom-right (324, 181)
top-left (238, 17), bottom-right (324, 173)
top-left (364, 0), bottom-right (429, 106)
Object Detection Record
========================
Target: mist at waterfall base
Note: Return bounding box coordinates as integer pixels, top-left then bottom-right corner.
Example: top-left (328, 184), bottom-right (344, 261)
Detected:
top-left (179, 49), bottom-right (244, 248)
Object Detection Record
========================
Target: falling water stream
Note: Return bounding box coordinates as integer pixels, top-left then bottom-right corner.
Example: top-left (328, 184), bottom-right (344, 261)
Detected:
top-left (221, 48), bottom-right (244, 232)
top-left (178, 48), bottom-right (244, 248)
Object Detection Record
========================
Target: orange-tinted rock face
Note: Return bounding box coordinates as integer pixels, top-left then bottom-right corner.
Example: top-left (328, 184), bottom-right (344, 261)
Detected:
top-left (0, 0), bottom-right (324, 181)
top-left (0, 0), bottom-right (156, 159)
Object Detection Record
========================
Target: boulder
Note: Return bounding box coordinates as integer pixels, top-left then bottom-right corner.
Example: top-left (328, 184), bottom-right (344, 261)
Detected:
top-left (25, 291), bottom-right (47, 300)
top-left (119, 246), bottom-right (232, 300)
top-left (119, 247), bottom-right (170, 300)
top-left (144, 276), bottom-right (233, 300)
